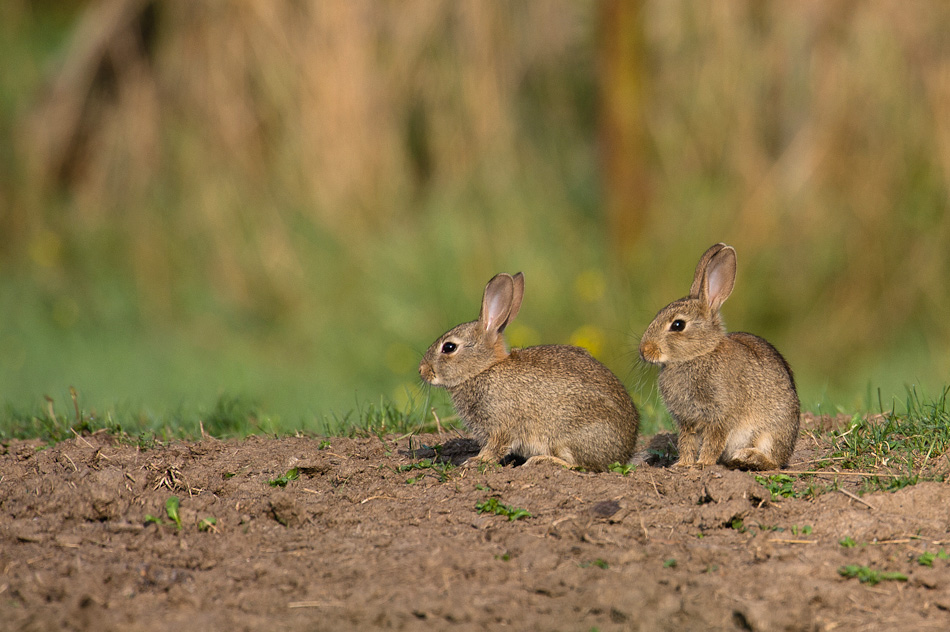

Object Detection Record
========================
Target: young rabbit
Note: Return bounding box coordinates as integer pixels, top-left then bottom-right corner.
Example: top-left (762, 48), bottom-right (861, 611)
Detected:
top-left (419, 272), bottom-right (639, 471)
top-left (638, 244), bottom-right (800, 470)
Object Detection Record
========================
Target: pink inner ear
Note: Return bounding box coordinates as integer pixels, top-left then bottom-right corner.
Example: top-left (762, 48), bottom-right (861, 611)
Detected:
top-left (707, 266), bottom-right (726, 300)
top-left (484, 291), bottom-right (510, 332)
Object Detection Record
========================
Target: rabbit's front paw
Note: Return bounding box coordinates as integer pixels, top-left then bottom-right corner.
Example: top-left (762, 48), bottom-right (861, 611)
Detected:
top-left (462, 455), bottom-right (494, 469)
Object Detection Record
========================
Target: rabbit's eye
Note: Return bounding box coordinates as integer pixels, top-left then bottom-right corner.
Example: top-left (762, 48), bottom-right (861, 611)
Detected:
top-left (441, 341), bottom-right (458, 354)
top-left (669, 319), bottom-right (686, 332)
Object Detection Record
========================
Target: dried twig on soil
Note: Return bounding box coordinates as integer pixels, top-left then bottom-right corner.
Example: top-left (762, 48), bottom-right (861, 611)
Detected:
top-left (837, 488), bottom-right (876, 510)
top-left (360, 495), bottom-right (402, 504)
top-left (430, 408), bottom-right (444, 435)
top-left (781, 470), bottom-right (905, 478)
top-left (288, 601), bottom-right (341, 609)
top-left (649, 474), bottom-right (662, 498)
top-left (70, 429), bottom-right (94, 449)
top-left (787, 456), bottom-right (848, 466)
top-left (62, 453), bottom-right (78, 472)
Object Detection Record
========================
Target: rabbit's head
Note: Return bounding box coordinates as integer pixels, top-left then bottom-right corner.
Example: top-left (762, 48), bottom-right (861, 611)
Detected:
top-left (639, 243), bottom-right (736, 365)
top-left (419, 272), bottom-right (524, 388)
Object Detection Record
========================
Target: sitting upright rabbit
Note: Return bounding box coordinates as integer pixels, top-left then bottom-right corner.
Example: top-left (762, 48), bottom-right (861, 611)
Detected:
top-left (639, 244), bottom-right (800, 470)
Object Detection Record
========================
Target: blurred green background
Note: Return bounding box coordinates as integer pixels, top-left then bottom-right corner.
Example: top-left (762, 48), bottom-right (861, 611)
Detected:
top-left (1, 1), bottom-right (948, 435)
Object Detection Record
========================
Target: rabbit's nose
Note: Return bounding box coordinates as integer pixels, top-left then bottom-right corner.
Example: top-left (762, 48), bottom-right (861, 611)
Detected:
top-left (419, 359), bottom-right (437, 384)
top-left (639, 341), bottom-right (662, 364)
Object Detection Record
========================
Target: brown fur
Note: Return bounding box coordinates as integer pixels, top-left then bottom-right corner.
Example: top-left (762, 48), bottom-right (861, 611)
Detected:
top-left (420, 273), bottom-right (639, 471)
top-left (639, 244), bottom-right (800, 470)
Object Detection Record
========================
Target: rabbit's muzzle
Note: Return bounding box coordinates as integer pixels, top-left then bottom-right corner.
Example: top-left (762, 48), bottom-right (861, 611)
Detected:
top-left (639, 340), bottom-right (663, 365)
top-left (419, 359), bottom-right (438, 385)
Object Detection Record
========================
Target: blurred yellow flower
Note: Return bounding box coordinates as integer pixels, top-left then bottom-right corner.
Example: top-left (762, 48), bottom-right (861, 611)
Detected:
top-left (574, 269), bottom-right (606, 303)
top-left (569, 324), bottom-right (605, 359)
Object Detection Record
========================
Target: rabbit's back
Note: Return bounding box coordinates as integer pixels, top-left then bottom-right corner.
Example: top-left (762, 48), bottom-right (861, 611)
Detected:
top-left (450, 345), bottom-right (639, 470)
top-left (510, 346), bottom-right (637, 421)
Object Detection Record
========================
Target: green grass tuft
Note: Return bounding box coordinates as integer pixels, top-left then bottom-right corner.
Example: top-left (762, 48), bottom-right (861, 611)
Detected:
top-left (917, 550), bottom-right (950, 567)
top-left (397, 458), bottom-right (455, 483)
top-left (837, 564), bottom-right (907, 585)
top-left (475, 497), bottom-right (532, 522)
top-left (607, 462), bottom-right (636, 476)
top-left (268, 468), bottom-right (300, 487)
top-left (831, 387), bottom-right (950, 472)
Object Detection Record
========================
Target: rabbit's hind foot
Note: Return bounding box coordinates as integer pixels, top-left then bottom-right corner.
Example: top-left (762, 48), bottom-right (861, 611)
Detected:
top-left (522, 454), bottom-right (573, 469)
top-left (724, 447), bottom-right (779, 471)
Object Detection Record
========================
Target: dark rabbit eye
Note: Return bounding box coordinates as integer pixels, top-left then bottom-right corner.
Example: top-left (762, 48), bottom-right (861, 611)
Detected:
top-left (670, 319), bottom-right (686, 332)
top-left (441, 341), bottom-right (458, 354)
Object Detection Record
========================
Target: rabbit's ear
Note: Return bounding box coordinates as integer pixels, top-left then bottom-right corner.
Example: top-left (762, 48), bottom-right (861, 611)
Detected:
top-left (700, 245), bottom-right (736, 312)
top-left (479, 273), bottom-right (517, 334)
top-left (508, 272), bottom-right (525, 324)
top-left (689, 243), bottom-right (729, 298)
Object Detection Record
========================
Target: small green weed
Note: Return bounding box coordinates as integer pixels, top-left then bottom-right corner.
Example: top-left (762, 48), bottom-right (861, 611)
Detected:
top-left (580, 558), bottom-right (609, 570)
top-left (839, 536), bottom-right (857, 548)
top-left (754, 473), bottom-right (838, 500)
top-left (663, 558), bottom-right (677, 568)
top-left (397, 458), bottom-right (455, 483)
top-left (144, 514), bottom-right (163, 526)
top-left (268, 468), bottom-right (299, 487)
top-left (838, 564), bottom-right (907, 585)
top-left (607, 462), bottom-right (635, 476)
top-left (197, 517), bottom-right (217, 532)
top-left (790, 525), bottom-right (813, 536)
top-left (729, 517), bottom-right (747, 533)
top-left (318, 440), bottom-right (331, 450)
top-left (475, 497), bottom-right (531, 521)
top-left (917, 550), bottom-right (950, 567)
top-left (165, 496), bottom-right (183, 530)
top-left (755, 474), bottom-right (797, 499)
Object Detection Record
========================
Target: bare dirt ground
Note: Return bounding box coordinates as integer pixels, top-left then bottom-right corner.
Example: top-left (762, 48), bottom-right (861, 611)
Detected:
top-left (2, 413), bottom-right (950, 631)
